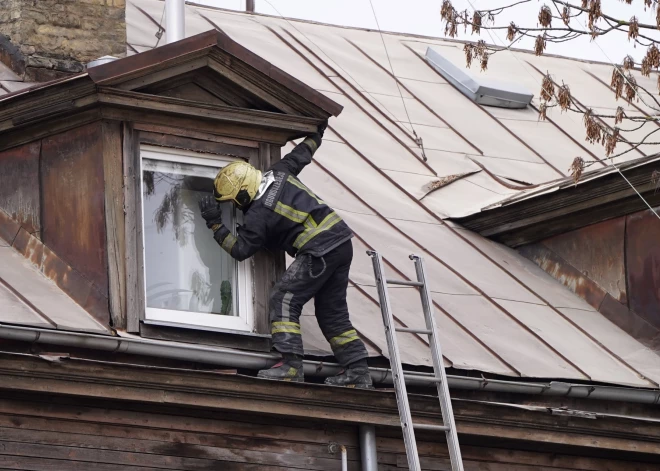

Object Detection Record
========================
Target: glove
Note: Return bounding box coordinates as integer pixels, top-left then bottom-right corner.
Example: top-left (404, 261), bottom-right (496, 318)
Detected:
top-left (317, 121), bottom-right (328, 138)
top-left (198, 195), bottom-right (223, 230)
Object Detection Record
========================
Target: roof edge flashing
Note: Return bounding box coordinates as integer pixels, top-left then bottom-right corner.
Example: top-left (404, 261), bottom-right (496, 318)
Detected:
top-left (425, 47), bottom-right (533, 109)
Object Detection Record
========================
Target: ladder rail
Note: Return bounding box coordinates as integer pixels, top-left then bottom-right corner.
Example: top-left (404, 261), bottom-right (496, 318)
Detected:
top-left (412, 255), bottom-right (465, 471)
top-left (368, 251), bottom-right (422, 471)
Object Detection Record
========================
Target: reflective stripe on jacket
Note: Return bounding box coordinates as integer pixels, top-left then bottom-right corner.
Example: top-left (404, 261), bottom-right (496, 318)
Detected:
top-left (214, 136), bottom-right (353, 260)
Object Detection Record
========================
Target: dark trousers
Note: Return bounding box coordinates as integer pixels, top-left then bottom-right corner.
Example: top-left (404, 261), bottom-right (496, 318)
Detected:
top-left (269, 240), bottom-right (368, 367)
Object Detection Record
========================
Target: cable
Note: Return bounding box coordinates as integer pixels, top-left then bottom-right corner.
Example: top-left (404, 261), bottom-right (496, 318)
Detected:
top-left (465, 0), bottom-right (660, 221)
top-left (368, 0), bottom-right (427, 160)
top-left (260, 0), bottom-right (406, 125)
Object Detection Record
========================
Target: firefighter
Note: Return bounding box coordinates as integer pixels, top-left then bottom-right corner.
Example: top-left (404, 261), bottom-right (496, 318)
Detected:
top-left (198, 124), bottom-right (372, 389)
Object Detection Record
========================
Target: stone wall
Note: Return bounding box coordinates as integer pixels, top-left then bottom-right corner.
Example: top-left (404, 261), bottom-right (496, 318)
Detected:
top-left (0, 0), bottom-right (126, 81)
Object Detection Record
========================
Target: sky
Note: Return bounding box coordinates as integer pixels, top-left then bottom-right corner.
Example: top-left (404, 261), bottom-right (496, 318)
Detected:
top-left (192, 0), bottom-right (660, 65)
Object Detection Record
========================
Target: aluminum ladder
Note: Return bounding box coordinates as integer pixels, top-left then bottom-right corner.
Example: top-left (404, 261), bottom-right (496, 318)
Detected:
top-left (367, 251), bottom-right (464, 471)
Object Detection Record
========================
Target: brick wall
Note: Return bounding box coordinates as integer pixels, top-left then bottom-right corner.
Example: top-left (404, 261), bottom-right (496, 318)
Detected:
top-left (0, 0), bottom-right (126, 81)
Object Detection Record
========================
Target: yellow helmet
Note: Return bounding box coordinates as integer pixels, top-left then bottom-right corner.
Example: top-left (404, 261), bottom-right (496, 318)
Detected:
top-left (213, 161), bottom-right (262, 208)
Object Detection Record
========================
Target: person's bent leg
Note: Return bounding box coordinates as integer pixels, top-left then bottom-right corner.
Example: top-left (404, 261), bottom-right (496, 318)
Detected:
top-left (314, 242), bottom-right (372, 389)
top-left (258, 255), bottom-right (325, 382)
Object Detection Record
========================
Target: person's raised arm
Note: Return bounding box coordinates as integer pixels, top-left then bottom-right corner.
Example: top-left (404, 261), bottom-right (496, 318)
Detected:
top-left (271, 122), bottom-right (327, 176)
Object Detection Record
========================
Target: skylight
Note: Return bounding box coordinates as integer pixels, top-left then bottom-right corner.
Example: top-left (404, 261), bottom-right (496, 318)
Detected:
top-left (425, 47), bottom-right (533, 109)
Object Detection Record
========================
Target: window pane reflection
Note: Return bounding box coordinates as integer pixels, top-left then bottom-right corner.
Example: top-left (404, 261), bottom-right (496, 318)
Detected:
top-left (142, 159), bottom-right (236, 317)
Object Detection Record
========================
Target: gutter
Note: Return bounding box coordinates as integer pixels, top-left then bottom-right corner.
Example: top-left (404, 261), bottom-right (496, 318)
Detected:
top-left (1, 324), bottom-right (659, 405)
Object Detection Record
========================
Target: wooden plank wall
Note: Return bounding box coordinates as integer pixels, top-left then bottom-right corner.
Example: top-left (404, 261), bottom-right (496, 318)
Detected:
top-left (0, 393), bottom-right (360, 471)
top-left (376, 433), bottom-right (656, 471)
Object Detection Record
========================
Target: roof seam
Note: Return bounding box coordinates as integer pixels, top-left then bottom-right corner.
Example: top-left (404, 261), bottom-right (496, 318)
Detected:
top-left (403, 44), bottom-right (566, 178)
top-left (315, 157), bottom-right (523, 376)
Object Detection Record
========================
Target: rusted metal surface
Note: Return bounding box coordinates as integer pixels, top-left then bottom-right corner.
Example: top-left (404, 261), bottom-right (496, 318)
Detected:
top-left (518, 243), bottom-right (607, 310)
top-left (0, 207), bottom-right (21, 246)
top-left (0, 141), bottom-right (41, 233)
top-left (599, 294), bottom-right (660, 353)
top-left (542, 217), bottom-right (627, 304)
top-left (13, 228), bottom-right (109, 328)
top-left (88, 30), bottom-right (344, 118)
top-left (626, 207), bottom-right (660, 328)
top-left (40, 123), bottom-right (109, 298)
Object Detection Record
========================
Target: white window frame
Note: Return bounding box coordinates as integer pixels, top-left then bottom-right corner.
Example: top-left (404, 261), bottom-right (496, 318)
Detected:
top-left (140, 145), bottom-right (255, 333)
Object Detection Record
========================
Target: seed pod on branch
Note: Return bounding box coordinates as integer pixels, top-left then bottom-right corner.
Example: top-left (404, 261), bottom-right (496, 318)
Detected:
top-left (642, 45), bottom-right (660, 77)
top-left (561, 4), bottom-right (571, 26)
top-left (611, 66), bottom-right (624, 100)
top-left (583, 109), bottom-right (603, 144)
top-left (538, 102), bottom-right (548, 121)
top-left (472, 10), bottom-right (482, 34)
top-left (557, 84), bottom-right (571, 112)
top-left (581, 0), bottom-right (587, 8)
top-left (622, 55), bottom-right (635, 71)
top-left (569, 157), bottom-right (586, 185)
top-left (628, 16), bottom-right (640, 41)
top-left (624, 73), bottom-right (638, 103)
top-left (440, 0), bottom-right (453, 21)
top-left (539, 5), bottom-right (552, 28)
top-left (587, 0), bottom-right (602, 31)
top-left (507, 22), bottom-right (517, 42)
top-left (615, 106), bottom-right (625, 125)
top-left (605, 128), bottom-right (620, 157)
top-left (540, 73), bottom-right (555, 101)
top-left (480, 52), bottom-right (489, 72)
top-left (657, 4), bottom-right (660, 29)
top-left (464, 43), bottom-right (474, 68)
top-left (534, 34), bottom-right (547, 56)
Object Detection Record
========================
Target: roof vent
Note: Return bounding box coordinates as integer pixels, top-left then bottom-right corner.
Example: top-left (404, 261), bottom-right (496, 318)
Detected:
top-left (86, 55), bottom-right (119, 69)
top-left (425, 47), bottom-right (533, 109)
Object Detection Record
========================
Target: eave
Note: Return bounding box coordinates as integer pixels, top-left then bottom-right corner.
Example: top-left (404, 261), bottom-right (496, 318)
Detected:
top-left (453, 154), bottom-right (660, 247)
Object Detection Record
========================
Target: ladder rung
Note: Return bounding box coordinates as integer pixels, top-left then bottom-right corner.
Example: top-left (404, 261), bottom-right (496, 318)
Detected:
top-left (386, 278), bottom-right (424, 287)
top-left (404, 373), bottom-right (441, 384)
top-left (413, 423), bottom-right (450, 432)
top-left (395, 327), bottom-right (432, 335)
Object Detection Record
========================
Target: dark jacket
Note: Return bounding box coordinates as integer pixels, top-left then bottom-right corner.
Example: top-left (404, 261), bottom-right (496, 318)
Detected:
top-left (213, 135), bottom-right (353, 261)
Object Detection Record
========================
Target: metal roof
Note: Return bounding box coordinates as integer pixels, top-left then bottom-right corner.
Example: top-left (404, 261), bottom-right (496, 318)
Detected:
top-left (0, 245), bottom-right (109, 335)
top-left (123, 0), bottom-right (660, 388)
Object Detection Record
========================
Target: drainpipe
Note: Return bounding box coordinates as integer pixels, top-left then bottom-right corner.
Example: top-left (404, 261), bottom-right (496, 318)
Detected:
top-left (166, 0), bottom-right (185, 43)
top-left (1, 324), bottom-right (659, 405)
top-left (359, 425), bottom-right (378, 471)
top-left (340, 445), bottom-right (348, 471)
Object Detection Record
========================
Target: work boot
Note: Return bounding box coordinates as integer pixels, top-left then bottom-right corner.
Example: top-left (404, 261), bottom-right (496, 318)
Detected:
top-left (324, 367), bottom-right (373, 389)
top-left (257, 355), bottom-right (304, 383)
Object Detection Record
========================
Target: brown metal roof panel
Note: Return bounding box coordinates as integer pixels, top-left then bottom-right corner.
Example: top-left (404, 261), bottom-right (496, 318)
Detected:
top-left (0, 248), bottom-right (110, 334)
top-left (390, 219), bottom-right (540, 304)
top-left (315, 140), bottom-right (437, 223)
top-left (559, 307), bottom-right (660, 386)
top-left (341, 211), bottom-right (475, 296)
top-left (0, 62), bottom-right (21, 82)
top-left (455, 228), bottom-right (602, 311)
top-left (431, 292), bottom-right (587, 380)
top-left (496, 299), bottom-right (653, 387)
top-left (0, 280), bottom-right (55, 329)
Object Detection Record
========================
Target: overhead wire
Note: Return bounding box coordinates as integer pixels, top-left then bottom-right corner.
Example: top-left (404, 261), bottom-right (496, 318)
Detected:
top-left (465, 0), bottom-right (660, 221)
top-left (261, 0), bottom-right (412, 128)
top-left (368, 0), bottom-right (427, 160)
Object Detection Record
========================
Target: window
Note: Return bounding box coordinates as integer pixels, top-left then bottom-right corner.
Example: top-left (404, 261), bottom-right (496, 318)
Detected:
top-left (140, 146), bottom-right (254, 332)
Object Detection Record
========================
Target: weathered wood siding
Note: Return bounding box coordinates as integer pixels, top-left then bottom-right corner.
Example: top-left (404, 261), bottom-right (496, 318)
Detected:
top-left (377, 433), bottom-right (655, 470)
top-left (0, 392), bottom-right (360, 470)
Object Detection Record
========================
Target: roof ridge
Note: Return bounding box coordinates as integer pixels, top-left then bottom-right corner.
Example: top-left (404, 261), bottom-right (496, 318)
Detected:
top-left (184, 0), bottom-right (660, 69)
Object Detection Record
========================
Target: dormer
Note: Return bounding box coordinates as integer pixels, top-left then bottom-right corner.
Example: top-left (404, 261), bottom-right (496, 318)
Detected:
top-left (0, 31), bottom-right (342, 348)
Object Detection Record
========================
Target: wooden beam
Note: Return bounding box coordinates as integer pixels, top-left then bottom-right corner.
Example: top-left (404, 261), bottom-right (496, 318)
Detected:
top-left (102, 121), bottom-right (127, 330)
top-left (97, 88), bottom-right (320, 133)
top-left (123, 123), bottom-right (143, 333)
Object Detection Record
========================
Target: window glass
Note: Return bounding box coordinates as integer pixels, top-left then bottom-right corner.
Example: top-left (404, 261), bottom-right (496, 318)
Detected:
top-left (142, 159), bottom-right (237, 317)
